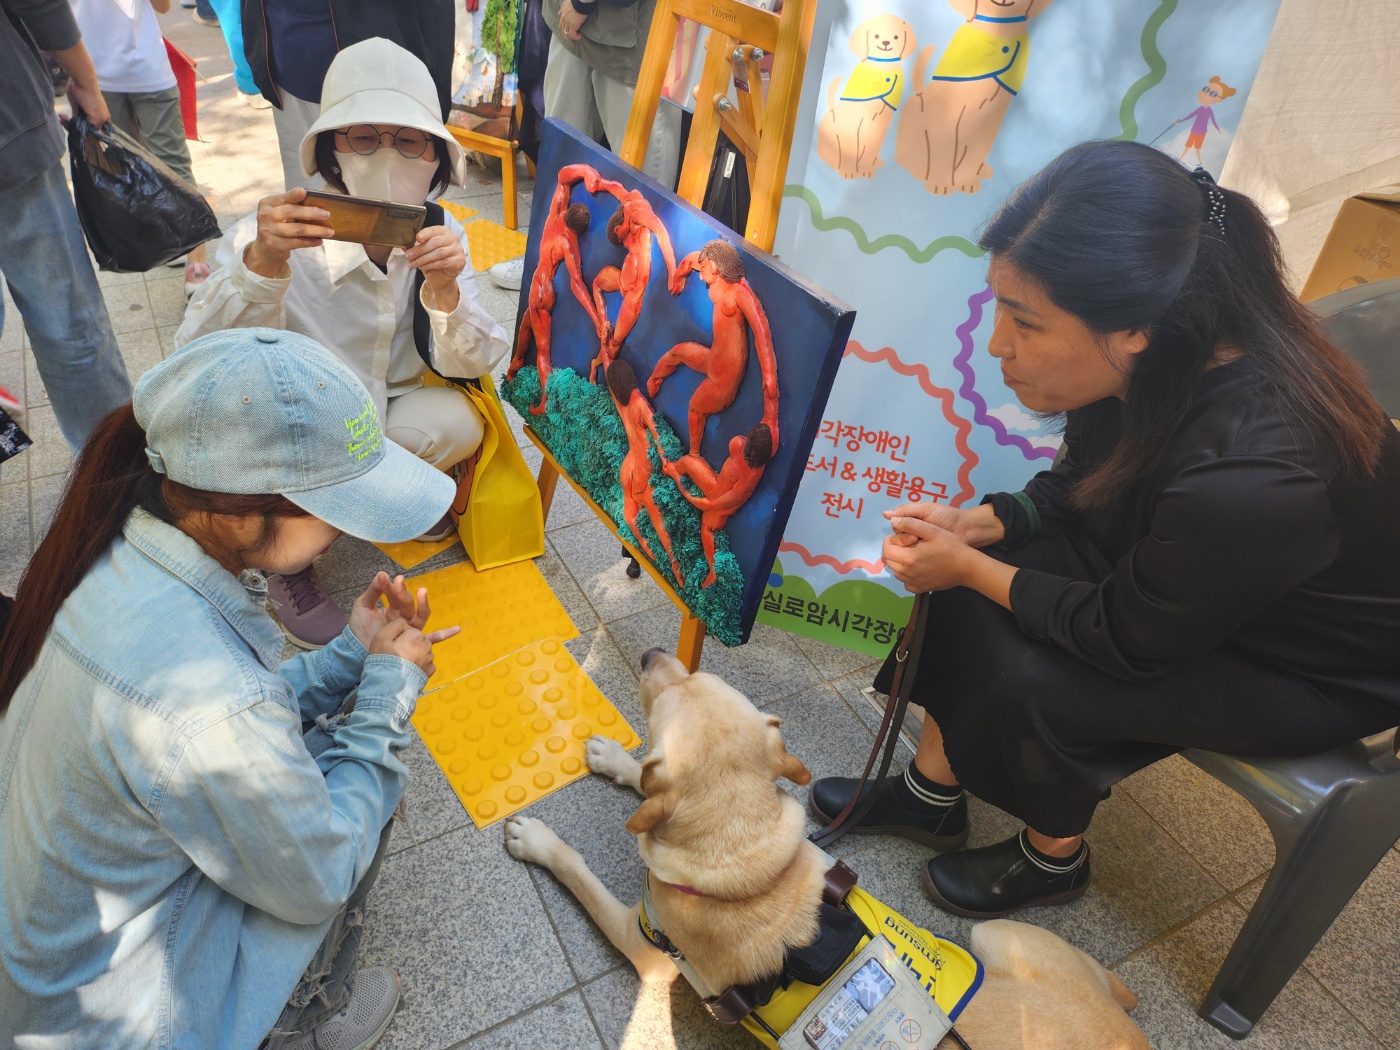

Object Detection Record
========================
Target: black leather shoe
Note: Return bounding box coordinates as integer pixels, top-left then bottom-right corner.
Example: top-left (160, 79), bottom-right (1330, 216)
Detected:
top-left (922, 831), bottom-right (1091, 918)
top-left (808, 773), bottom-right (969, 851)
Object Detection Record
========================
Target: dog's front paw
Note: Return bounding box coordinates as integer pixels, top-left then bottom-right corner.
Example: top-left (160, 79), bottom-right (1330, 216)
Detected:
top-left (504, 816), bottom-right (564, 866)
top-left (586, 735), bottom-right (640, 785)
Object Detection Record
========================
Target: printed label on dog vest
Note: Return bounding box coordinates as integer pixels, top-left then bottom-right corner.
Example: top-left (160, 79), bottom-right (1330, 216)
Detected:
top-left (780, 936), bottom-right (953, 1050)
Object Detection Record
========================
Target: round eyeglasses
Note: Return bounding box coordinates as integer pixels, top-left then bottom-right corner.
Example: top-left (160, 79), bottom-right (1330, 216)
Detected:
top-left (334, 125), bottom-right (434, 160)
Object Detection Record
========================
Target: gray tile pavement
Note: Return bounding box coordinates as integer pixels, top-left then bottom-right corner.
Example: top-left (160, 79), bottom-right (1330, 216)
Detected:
top-left (0, 7), bottom-right (1395, 1047)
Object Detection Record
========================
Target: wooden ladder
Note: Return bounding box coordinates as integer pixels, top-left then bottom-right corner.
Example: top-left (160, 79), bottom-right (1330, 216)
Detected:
top-left (529, 0), bottom-right (815, 671)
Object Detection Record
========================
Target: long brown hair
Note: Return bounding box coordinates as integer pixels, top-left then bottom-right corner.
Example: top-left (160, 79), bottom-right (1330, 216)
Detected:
top-left (0, 405), bottom-right (308, 713)
top-left (980, 140), bottom-right (1386, 509)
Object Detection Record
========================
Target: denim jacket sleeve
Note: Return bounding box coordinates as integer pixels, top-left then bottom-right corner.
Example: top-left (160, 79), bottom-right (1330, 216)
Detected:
top-left (154, 654), bottom-right (427, 925)
top-left (279, 627), bottom-right (368, 723)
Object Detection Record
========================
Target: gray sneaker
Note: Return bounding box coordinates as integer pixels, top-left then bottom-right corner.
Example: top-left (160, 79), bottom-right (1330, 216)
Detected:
top-left (284, 967), bottom-right (401, 1050)
top-left (267, 566), bottom-right (348, 649)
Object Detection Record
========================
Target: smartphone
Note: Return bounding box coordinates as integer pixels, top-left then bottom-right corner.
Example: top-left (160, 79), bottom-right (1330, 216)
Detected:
top-left (303, 190), bottom-right (427, 248)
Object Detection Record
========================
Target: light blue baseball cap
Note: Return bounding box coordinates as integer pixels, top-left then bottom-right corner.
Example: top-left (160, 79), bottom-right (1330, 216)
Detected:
top-left (133, 328), bottom-right (455, 543)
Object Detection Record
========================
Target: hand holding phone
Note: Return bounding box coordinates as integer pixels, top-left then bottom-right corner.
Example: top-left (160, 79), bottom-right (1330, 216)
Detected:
top-left (303, 189), bottom-right (427, 248)
top-left (245, 188), bottom-right (337, 277)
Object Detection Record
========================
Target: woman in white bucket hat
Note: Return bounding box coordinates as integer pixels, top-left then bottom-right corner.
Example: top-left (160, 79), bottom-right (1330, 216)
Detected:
top-left (178, 38), bottom-right (509, 650)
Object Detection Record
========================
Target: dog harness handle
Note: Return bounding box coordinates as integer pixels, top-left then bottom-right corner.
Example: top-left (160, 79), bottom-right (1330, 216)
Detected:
top-left (809, 592), bottom-right (930, 850)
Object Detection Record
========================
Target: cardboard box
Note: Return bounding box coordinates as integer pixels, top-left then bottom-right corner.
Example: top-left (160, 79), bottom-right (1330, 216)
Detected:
top-left (1301, 187), bottom-right (1400, 302)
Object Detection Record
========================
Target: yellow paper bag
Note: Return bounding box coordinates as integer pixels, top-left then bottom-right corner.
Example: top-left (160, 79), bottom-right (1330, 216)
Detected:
top-left (451, 376), bottom-right (545, 569)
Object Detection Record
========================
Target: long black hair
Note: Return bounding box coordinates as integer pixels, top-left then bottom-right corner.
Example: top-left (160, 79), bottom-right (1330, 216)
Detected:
top-left (0, 405), bottom-right (308, 713)
top-left (981, 140), bottom-right (1385, 509)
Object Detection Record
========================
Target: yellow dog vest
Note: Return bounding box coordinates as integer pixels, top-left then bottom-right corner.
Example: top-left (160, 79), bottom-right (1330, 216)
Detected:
top-left (639, 881), bottom-right (982, 1048)
top-left (839, 57), bottom-right (905, 109)
top-left (930, 21), bottom-right (1029, 95)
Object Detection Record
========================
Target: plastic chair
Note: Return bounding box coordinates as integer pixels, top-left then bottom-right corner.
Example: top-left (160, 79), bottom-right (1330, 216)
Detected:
top-left (1183, 276), bottom-right (1400, 1038)
top-left (1184, 732), bottom-right (1400, 1036)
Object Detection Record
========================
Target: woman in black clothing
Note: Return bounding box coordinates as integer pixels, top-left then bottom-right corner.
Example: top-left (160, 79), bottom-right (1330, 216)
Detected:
top-left (809, 140), bottom-right (1400, 917)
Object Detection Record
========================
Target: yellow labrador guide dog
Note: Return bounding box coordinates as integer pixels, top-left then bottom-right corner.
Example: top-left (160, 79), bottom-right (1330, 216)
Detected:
top-left (504, 649), bottom-right (1149, 1049)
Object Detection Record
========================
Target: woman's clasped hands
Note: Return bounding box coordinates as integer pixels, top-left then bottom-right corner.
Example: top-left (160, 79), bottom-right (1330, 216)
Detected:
top-left (881, 501), bottom-right (1006, 594)
top-left (351, 571), bottom-right (460, 679)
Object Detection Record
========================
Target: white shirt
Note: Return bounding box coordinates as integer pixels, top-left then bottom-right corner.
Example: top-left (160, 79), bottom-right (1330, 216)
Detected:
top-left (177, 210), bottom-right (509, 420)
top-left (69, 0), bottom-right (176, 94)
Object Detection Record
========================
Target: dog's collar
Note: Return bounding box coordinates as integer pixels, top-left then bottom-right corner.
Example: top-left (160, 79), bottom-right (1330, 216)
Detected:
top-left (866, 55), bottom-right (903, 62)
top-left (973, 13), bottom-right (1028, 22)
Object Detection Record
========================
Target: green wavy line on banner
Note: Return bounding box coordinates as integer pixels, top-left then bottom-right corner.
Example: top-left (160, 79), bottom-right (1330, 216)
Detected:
top-left (782, 185), bottom-right (985, 263)
top-left (1117, 0), bottom-right (1179, 141)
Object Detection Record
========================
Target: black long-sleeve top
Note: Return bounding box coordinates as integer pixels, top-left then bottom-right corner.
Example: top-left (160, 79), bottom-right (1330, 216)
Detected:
top-left (988, 358), bottom-right (1400, 715)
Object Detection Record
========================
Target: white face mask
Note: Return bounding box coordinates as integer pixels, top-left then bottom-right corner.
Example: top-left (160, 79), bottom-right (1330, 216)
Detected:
top-left (337, 149), bottom-right (438, 206)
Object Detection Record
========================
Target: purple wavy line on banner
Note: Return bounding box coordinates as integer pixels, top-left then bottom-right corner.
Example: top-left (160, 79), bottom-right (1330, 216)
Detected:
top-left (951, 285), bottom-right (1060, 462)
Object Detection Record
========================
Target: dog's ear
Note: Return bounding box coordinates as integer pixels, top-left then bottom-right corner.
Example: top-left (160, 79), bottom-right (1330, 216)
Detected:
top-left (626, 796), bottom-right (668, 834)
top-left (897, 23), bottom-right (917, 57)
top-left (627, 756), bottom-right (669, 834)
top-left (848, 22), bottom-right (868, 57)
top-left (778, 753), bottom-right (813, 786)
top-left (765, 716), bottom-right (813, 785)
top-left (950, 0), bottom-right (979, 21)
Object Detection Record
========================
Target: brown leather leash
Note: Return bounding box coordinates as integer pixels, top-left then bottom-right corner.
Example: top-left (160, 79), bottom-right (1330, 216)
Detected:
top-left (810, 592), bottom-right (930, 851)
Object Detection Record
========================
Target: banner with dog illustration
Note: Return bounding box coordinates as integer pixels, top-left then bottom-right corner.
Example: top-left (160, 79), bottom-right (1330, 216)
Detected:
top-left (502, 119), bottom-right (854, 646)
top-left (760, 0), bottom-right (1284, 656)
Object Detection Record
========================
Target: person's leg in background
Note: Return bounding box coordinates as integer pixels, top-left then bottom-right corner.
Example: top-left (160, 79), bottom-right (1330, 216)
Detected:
top-left (0, 163), bottom-right (131, 451)
top-left (384, 385), bottom-right (486, 539)
top-left (543, 34), bottom-right (606, 149)
top-left (122, 87), bottom-right (212, 294)
top-left (591, 67), bottom-right (681, 191)
top-left (192, 0), bottom-right (220, 27)
top-left (271, 88), bottom-right (324, 192)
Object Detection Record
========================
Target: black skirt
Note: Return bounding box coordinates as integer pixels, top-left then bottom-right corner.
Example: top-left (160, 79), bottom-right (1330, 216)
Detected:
top-left (874, 534), bottom-right (1398, 837)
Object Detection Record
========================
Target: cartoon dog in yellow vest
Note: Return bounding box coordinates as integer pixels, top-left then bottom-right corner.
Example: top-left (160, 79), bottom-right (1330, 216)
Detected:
top-left (897, 0), bottom-right (1053, 196)
top-left (505, 649), bottom-right (1149, 1049)
top-left (817, 15), bottom-right (920, 179)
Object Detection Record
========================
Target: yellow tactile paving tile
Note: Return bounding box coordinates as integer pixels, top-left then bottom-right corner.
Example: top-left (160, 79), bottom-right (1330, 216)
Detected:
top-left (462, 218), bottom-right (527, 272)
top-left (407, 558), bottom-right (578, 688)
top-left (373, 535), bottom-right (460, 571)
top-left (413, 638), bottom-right (641, 828)
top-left (440, 200), bottom-right (478, 224)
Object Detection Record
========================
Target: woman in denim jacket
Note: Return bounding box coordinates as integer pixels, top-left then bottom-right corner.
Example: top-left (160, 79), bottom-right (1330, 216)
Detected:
top-left (0, 329), bottom-right (459, 1049)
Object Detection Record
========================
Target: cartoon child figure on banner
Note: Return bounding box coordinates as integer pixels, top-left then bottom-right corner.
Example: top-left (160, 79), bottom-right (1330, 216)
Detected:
top-left (896, 0), bottom-right (1053, 196)
top-left (606, 357), bottom-right (686, 588)
top-left (590, 187), bottom-right (681, 382)
top-left (662, 423), bottom-right (774, 588)
top-left (816, 15), bottom-right (919, 179)
top-left (506, 164), bottom-right (609, 414)
top-left (648, 240), bottom-right (779, 455)
top-left (1176, 77), bottom-right (1236, 166)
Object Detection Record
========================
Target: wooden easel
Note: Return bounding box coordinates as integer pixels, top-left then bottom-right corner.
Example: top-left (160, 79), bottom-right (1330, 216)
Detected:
top-left (526, 0), bottom-right (816, 671)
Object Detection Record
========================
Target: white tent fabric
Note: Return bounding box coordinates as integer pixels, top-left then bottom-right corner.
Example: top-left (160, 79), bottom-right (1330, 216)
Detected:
top-left (1222, 0), bottom-right (1400, 290)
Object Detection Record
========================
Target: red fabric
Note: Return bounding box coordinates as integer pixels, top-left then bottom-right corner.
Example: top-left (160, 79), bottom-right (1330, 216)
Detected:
top-left (164, 38), bottom-right (198, 140)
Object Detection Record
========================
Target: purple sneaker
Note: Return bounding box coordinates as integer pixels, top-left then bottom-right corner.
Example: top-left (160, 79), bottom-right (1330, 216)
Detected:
top-left (416, 511), bottom-right (456, 543)
top-left (267, 566), bottom-right (348, 649)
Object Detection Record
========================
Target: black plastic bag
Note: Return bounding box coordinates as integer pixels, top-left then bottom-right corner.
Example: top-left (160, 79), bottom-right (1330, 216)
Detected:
top-left (67, 115), bottom-right (220, 272)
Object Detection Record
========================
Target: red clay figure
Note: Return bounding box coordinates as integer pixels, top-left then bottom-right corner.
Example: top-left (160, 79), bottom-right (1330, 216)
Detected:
top-left (648, 240), bottom-right (779, 455)
top-left (506, 164), bottom-right (611, 414)
top-left (606, 357), bottom-right (685, 588)
top-left (589, 191), bottom-right (680, 382)
top-left (663, 422), bottom-right (774, 588)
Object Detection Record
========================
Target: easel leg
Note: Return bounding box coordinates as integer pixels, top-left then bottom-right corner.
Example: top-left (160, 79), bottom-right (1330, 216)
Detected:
top-left (677, 614), bottom-right (706, 673)
top-left (503, 146), bottom-right (519, 230)
top-left (538, 458), bottom-right (560, 523)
